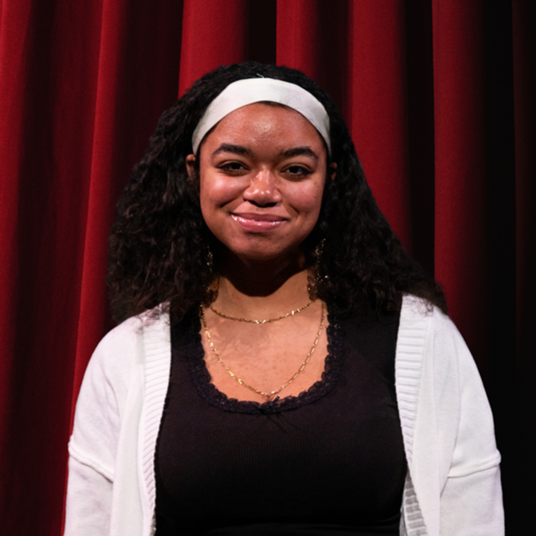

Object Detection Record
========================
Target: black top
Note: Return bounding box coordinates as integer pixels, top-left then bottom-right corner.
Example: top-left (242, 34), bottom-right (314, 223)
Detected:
top-left (155, 306), bottom-right (406, 535)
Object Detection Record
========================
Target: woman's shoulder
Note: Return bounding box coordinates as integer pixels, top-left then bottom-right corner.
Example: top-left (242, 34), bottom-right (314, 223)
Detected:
top-left (97, 305), bottom-right (170, 348)
top-left (399, 294), bottom-right (474, 370)
top-left (400, 293), bottom-right (455, 336)
top-left (401, 293), bottom-right (447, 320)
top-left (86, 306), bottom-right (171, 382)
top-left (399, 294), bottom-right (489, 403)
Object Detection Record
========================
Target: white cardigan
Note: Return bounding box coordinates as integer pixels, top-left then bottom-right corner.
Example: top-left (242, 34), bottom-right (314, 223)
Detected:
top-left (64, 296), bottom-right (504, 535)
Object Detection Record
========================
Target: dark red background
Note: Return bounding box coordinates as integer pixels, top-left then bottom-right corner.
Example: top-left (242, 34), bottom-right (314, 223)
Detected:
top-left (0, 1), bottom-right (530, 533)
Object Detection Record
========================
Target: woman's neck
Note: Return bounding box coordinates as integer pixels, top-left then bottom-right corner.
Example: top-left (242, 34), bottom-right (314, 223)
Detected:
top-left (213, 255), bottom-right (313, 320)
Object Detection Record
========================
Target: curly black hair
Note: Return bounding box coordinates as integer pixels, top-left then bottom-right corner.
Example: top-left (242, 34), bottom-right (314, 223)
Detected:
top-left (108, 61), bottom-right (446, 323)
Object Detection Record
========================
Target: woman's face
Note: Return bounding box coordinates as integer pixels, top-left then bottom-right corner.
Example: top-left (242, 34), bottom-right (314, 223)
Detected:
top-left (187, 103), bottom-right (331, 264)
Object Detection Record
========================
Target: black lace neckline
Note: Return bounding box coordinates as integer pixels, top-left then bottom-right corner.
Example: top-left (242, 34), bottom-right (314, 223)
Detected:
top-left (176, 306), bottom-right (344, 415)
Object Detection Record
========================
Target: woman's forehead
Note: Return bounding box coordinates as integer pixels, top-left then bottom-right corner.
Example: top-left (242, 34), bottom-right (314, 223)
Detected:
top-left (203, 103), bottom-right (327, 156)
top-left (191, 78), bottom-right (330, 154)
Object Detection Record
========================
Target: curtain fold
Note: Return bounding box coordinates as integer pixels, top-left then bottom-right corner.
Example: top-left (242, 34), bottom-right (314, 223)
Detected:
top-left (513, 1), bottom-right (535, 531)
top-left (276, 0), bottom-right (349, 114)
top-left (73, 0), bottom-right (184, 396)
top-left (179, 0), bottom-right (249, 96)
top-left (0, 1), bottom-right (526, 534)
top-left (346, 0), bottom-right (412, 250)
top-left (0, 1), bottom-right (103, 533)
top-left (432, 0), bottom-right (489, 361)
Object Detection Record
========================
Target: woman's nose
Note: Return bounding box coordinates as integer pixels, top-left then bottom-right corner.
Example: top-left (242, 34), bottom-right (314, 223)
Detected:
top-left (243, 169), bottom-right (282, 206)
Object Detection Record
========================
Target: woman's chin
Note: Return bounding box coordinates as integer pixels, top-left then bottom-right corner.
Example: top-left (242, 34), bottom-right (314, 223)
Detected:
top-left (222, 244), bottom-right (305, 269)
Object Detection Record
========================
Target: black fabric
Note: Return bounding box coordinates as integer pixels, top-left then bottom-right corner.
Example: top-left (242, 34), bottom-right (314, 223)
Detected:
top-left (155, 306), bottom-right (406, 535)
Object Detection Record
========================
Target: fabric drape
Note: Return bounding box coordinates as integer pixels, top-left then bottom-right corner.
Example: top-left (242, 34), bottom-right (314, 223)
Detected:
top-left (0, 1), bottom-right (528, 534)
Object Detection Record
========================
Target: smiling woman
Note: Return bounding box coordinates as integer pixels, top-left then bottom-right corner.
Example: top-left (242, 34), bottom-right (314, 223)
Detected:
top-left (188, 103), bottom-right (331, 404)
top-left (64, 62), bottom-right (503, 535)
top-left (191, 103), bottom-right (328, 264)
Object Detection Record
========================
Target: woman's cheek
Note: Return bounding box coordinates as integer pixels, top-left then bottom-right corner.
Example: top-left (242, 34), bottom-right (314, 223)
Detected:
top-left (286, 182), bottom-right (324, 213)
top-left (207, 177), bottom-right (247, 207)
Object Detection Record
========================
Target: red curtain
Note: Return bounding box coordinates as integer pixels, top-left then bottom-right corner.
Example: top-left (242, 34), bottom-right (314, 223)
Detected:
top-left (0, 0), bottom-right (529, 533)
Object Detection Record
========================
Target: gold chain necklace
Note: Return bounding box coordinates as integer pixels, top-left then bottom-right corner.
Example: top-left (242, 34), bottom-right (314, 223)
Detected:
top-left (199, 302), bottom-right (325, 399)
top-left (209, 300), bottom-right (314, 324)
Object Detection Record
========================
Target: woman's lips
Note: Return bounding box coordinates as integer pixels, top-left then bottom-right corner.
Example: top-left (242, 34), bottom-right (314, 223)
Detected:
top-left (231, 213), bottom-right (286, 232)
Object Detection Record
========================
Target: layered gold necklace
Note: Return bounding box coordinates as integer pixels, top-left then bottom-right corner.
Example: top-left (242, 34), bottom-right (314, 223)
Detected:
top-left (199, 301), bottom-right (325, 399)
top-left (208, 299), bottom-right (314, 324)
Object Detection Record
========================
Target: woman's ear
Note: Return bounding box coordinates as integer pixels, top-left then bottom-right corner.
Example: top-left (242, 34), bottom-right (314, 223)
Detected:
top-left (185, 154), bottom-right (196, 180)
top-left (329, 162), bottom-right (337, 181)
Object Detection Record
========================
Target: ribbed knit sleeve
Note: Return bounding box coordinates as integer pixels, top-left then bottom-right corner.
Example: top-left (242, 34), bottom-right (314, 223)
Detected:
top-left (396, 296), bottom-right (429, 536)
top-left (65, 310), bottom-right (172, 536)
top-left (138, 314), bottom-right (172, 535)
top-left (396, 295), bottom-right (503, 536)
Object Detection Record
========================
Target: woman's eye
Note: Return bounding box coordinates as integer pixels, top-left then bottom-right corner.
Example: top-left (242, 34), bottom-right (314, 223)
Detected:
top-left (284, 165), bottom-right (311, 177)
top-left (219, 162), bottom-right (247, 174)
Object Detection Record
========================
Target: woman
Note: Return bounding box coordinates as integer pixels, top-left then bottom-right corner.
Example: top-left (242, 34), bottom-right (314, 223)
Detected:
top-left (65, 62), bottom-right (503, 535)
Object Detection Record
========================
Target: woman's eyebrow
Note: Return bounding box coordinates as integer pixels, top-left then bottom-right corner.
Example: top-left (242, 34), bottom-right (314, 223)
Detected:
top-left (278, 147), bottom-right (318, 161)
top-left (211, 143), bottom-right (253, 157)
top-left (210, 144), bottom-right (319, 161)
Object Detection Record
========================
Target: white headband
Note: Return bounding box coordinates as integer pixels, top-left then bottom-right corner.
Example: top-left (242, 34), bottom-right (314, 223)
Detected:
top-left (191, 78), bottom-right (331, 154)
